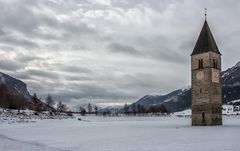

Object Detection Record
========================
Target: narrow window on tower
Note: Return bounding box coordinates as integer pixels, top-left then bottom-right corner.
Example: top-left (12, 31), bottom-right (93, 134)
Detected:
top-left (202, 112), bottom-right (205, 118)
top-left (198, 59), bottom-right (203, 69)
top-left (213, 59), bottom-right (218, 69)
top-left (198, 60), bottom-right (201, 69)
top-left (200, 88), bottom-right (202, 94)
top-left (213, 59), bottom-right (215, 68)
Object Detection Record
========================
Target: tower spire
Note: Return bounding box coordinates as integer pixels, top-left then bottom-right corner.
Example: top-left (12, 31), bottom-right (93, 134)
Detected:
top-left (191, 18), bottom-right (221, 56)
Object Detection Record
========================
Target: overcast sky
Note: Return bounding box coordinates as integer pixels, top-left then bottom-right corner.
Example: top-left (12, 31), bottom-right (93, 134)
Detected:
top-left (0, 0), bottom-right (239, 107)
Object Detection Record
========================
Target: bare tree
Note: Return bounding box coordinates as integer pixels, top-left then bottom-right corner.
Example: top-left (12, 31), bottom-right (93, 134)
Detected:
top-left (46, 94), bottom-right (55, 108)
top-left (123, 103), bottom-right (129, 115)
top-left (32, 93), bottom-right (42, 114)
top-left (132, 103), bottom-right (136, 115)
top-left (94, 105), bottom-right (98, 115)
top-left (79, 106), bottom-right (86, 116)
top-left (137, 104), bottom-right (141, 114)
top-left (0, 84), bottom-right (28, 111)
top-left (88, 102), bottom-right (92, 114)
top-left (137, 104), bottom-right (146, 114)
top-left (14, 93), bottom-right (27, 112)
top-left (0, 84), bottom-right (10, 109)
top-left (57, 101), bottom-right (67, 112)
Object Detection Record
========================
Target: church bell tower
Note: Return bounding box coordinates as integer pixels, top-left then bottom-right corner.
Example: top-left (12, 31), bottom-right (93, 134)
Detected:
top-left (191, 17), bottom-right (222, 126)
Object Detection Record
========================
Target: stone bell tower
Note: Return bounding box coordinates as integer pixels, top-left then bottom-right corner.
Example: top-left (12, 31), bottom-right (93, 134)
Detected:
top-left (191, 17), bottom-right (222, 126)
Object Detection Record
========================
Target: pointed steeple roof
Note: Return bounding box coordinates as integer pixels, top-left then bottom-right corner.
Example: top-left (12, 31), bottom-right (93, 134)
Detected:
top-left (191, 20), bottom-right (221, 56)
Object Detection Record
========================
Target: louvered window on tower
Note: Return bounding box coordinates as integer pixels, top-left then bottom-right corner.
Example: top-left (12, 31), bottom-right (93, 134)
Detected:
top-left (198, 59), bottom-right (203, 69)
top-left (213, 59), bottom-right (217, 69)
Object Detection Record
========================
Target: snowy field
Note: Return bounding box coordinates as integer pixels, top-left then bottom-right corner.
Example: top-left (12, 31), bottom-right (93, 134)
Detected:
top-left (0, 115), bottom-right (240, 151)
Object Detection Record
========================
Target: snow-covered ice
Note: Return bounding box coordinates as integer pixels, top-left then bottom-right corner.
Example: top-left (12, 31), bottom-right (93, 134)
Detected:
top-left (0, 115), bottom-right (240, 151)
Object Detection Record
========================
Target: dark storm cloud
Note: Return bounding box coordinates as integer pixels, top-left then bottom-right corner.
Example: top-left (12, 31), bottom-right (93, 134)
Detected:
top-left (56, 84), bottom-right (129, 100)
top-left (132, 35), bottom-right (187, 63)
top-left (0, 59), bottom-right (22, 71)
top-left (0, 1), bottom-right (53, 35)
top-left (60, 23), bottom-right (97, 37)
top-left (63, 74), bottom-right (92, 81)
top-left (179, 40), bottom-right (195, 51)
top-left (0, 0), bottom-right (98, 51)
top-left (149, 47), bottom-right (187, 63)
top-left (0, 29), bottom-right (6, 36)
top-left (26, 79), bottom-right (136, 105)
top-left (24, 69), bottom-right (59, 79)
top-left (107, 43), bottom-right (141, 55)
top-left (0, 35), bottom-right (39, 49)
top-left (14, 54), bottom-right (43, 63)
top-left (114, 72), bottom-right (181, 95)
top-left (60, 65), bottom-right (92, 73)
top-left (14, 72), bottom-right (32, 81)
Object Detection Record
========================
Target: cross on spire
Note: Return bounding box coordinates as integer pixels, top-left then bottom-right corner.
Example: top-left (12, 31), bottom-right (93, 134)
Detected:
top-left (205, 8), bottom-right (207, 20)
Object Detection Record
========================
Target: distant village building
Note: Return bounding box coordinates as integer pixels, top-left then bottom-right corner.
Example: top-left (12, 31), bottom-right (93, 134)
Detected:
top-left (191, 14), bottom-right (222, 126)
top-left (233, 105), bottom-right (240, 112)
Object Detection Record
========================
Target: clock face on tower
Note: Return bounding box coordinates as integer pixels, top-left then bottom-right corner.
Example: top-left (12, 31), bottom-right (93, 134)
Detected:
top-left (196, 71), bottom-right (204, 80)
top-left (212, 70), bottom-right (220, 83)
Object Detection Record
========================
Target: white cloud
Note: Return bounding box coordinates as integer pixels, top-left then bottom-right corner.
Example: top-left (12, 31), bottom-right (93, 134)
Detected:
top-left (88, 0), bottom-right (112, 6)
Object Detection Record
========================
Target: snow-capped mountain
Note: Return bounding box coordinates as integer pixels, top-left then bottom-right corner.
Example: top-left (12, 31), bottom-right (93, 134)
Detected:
top-left (131, 88), bottom-right (192, 112)
top-left (98, 107), bottom-right (121, 114)
top-left (131, 61), bottom-right (240, 112)
top-left (222, 61), bottom-right (240, 86)
top-left (222, 61), bottom-right (240, 103)
top-left (0, 72), bottom-right (31, 100)
top-left (98, 105), bottom-right (123, 114)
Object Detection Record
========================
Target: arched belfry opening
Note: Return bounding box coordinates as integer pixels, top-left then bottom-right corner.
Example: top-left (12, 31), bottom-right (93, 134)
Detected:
top-left (198, 59), bottom-right (203, 69)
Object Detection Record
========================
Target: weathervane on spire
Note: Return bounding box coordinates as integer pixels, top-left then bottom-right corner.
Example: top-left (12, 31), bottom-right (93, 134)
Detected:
top-left (205, 8), bottom-right (207, 20)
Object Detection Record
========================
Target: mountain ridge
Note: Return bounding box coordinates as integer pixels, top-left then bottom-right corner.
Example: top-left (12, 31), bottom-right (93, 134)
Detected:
top-left (0, 72), bottom-right (54, 111)
top-left (130, 61), bottom-right (240, 112)
top-left (0, 72), bottom-right (31, 100)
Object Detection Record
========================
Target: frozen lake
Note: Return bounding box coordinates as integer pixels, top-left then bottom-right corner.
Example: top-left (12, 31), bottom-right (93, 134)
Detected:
top-left (0, 116), bottom-right (240, 151)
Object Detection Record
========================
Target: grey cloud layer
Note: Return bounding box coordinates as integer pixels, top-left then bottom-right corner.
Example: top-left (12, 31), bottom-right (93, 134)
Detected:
top-left (0, 0), bottom-right (239, 107)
